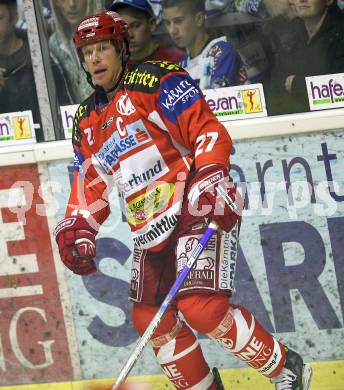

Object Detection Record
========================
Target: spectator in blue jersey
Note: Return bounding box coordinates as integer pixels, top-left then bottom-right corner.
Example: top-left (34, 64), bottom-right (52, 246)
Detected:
top-left (162, 0), bottom-right (246, 89)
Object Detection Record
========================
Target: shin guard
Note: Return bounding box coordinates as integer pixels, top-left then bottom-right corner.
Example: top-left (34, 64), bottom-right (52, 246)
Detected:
top-left (207, 304), bottom-right (285, 377)
top-left (132, 303), bottom-right (216, 389)
top-left (178, 295), bottom-right (285, 378)
top-left (152, 320), bottom-right (216, 389)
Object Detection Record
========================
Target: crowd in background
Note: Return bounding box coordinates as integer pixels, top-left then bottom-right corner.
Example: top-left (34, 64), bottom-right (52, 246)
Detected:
top-left (1, 0), bottom-right (344, 141)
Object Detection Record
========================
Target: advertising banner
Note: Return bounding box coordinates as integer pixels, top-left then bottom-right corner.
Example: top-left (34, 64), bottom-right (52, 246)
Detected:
top-left (60, 84), bottom-right (267, 138)
top-left (306, 73), bottom-right (344, 111)
top-left (60, 105), bottom-right (79, 140)
top-left (46, 129), bottom-right (344, 379)
top-left (203, 84), bottom-right (267, 121)
top-left (0, 111), bottom-right (36, 146)
top-left (0, 164), bottom-right (74, 385)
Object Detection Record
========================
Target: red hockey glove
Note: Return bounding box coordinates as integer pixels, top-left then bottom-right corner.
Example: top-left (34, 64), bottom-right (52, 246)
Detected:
top-left (54, 217), bottom-right (97, 275)
top-left (187, 164), bottom-right (242, 232)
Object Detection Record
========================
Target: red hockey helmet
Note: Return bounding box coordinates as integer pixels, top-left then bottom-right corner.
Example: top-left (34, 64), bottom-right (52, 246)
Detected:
top-left (73, 11), bottom-right (130, 57)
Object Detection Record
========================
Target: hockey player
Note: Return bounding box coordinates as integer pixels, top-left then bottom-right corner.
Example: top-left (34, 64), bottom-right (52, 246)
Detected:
top-left (54, 11), bottom-right (313, 390)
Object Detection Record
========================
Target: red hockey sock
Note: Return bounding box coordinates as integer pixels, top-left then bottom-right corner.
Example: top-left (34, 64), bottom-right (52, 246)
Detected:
top-left (178, 294), bottom-right (286, 378)
top-left (132, 303), bottom-right (217, 389)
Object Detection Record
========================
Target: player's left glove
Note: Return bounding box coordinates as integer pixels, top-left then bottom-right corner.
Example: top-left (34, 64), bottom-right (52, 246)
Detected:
top-left (187, 164), bottom-right (242, 232)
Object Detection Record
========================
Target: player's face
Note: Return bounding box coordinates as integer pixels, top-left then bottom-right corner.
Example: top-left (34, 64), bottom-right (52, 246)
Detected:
top-left (117, 8), bottom-right (155, 60)
top-left (55, 0), bottom-right (87, 28)
top-left (163, 6), bottom-right (198, 49)
top-left (293, 0), bottom-right (333, 18)
top-left (81, 40), bottom-right (122, 91)
top-left (0, 5), bottom-right (15, 42)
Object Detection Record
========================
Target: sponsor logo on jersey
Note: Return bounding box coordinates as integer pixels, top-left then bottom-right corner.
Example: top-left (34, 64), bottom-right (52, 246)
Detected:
top-left (132, 202), bottom-right (182, 249)
top-left (160, 79), bottom-right (199, 111)
top-left (122, 159), bottom-right (165, 194)
top-left (125, 183), bottom-right (174, 225)
top-left (158, 75), bottom-right (201, 123)
top-left (118, 144), bottom-right (170, 195)
top-left (116, 94), bottom-right (136, 116)
top-left (124, 68), bottom-right (159, 90)
top-left (73, 150), bottom-right (85, 176)
top-left (133, 213), bottom-right (179, 247)
top-left (95, 119), bottom-right (151, 173)
top-left (177, 235), bottom-right (217, 291)
top-left (219, 227), bottom-right (238, 290)
top-left (101, 116), bottom-right (114, 131)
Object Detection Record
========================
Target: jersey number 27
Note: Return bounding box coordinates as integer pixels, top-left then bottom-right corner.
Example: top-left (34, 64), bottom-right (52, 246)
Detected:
top-left (195, 132), bottom-right (218, 157)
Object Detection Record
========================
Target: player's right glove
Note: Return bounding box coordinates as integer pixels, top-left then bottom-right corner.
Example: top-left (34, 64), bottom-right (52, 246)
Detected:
top-left (54, 216), bottom-right (97, 275)
top-left (187, 164), bottom-right (242, 232)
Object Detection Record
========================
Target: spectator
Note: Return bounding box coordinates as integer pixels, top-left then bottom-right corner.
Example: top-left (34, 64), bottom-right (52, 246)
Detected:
top-left (108, 0), bottom-right (184, 68)
top-left (227, 0), bottom-right (295, 18)
top-left (266, 0), bottom-right (344, 115)
top-left (0, 0), bottom-right (41, 129)
top-left (163, 0), bottom-right (245, 89)
top-left (10, 0), bottom-right (73, 107)
top-left (49, 0), bottom-right (103, 103)
top-left (16, 0), bottom-right (53, 33)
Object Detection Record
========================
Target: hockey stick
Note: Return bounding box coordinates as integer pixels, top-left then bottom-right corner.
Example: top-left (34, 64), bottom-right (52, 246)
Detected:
top-left (112, 220), bottom-right (219, 390)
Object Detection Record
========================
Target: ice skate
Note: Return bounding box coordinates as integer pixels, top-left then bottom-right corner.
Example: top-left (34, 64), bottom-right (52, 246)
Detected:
top-left (270, 347), bottom-right (312, 390)
top-left (212, 367), bottom-right (225, 390)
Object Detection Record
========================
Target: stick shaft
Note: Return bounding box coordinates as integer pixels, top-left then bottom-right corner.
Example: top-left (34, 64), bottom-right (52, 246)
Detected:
top-left (112, 221), bottom-right (218, 390)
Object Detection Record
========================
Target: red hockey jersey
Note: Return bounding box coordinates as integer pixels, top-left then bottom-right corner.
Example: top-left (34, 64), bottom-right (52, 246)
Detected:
top-left (67, 61), bottom-right (232, 250)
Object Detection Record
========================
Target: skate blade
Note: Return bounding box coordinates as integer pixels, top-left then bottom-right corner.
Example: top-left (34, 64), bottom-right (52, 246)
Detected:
top-left (302, 364), bottom-right (313, 390)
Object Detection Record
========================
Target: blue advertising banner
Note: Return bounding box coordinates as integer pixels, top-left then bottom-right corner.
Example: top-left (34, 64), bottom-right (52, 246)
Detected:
top-left (47, 129), bottom-right (344, 379)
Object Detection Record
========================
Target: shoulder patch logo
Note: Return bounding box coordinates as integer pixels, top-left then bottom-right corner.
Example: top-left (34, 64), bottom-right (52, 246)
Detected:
top-left (74, 104), bottom-right (87, 123)
top-left (72, 104), bottom-right (88, 146)
top-left (147, 61), bottom-right (183, 72)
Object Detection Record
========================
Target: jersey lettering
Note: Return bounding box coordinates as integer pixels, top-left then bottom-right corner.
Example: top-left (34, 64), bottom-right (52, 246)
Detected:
top-left (116, 117), bottom-right (127, 138)
top-left (84, 127), bottom-right (95, 145)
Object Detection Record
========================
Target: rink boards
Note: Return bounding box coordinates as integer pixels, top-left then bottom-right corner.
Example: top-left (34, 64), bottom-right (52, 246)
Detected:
top-left (0, 127), bottom-right (344, 387)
